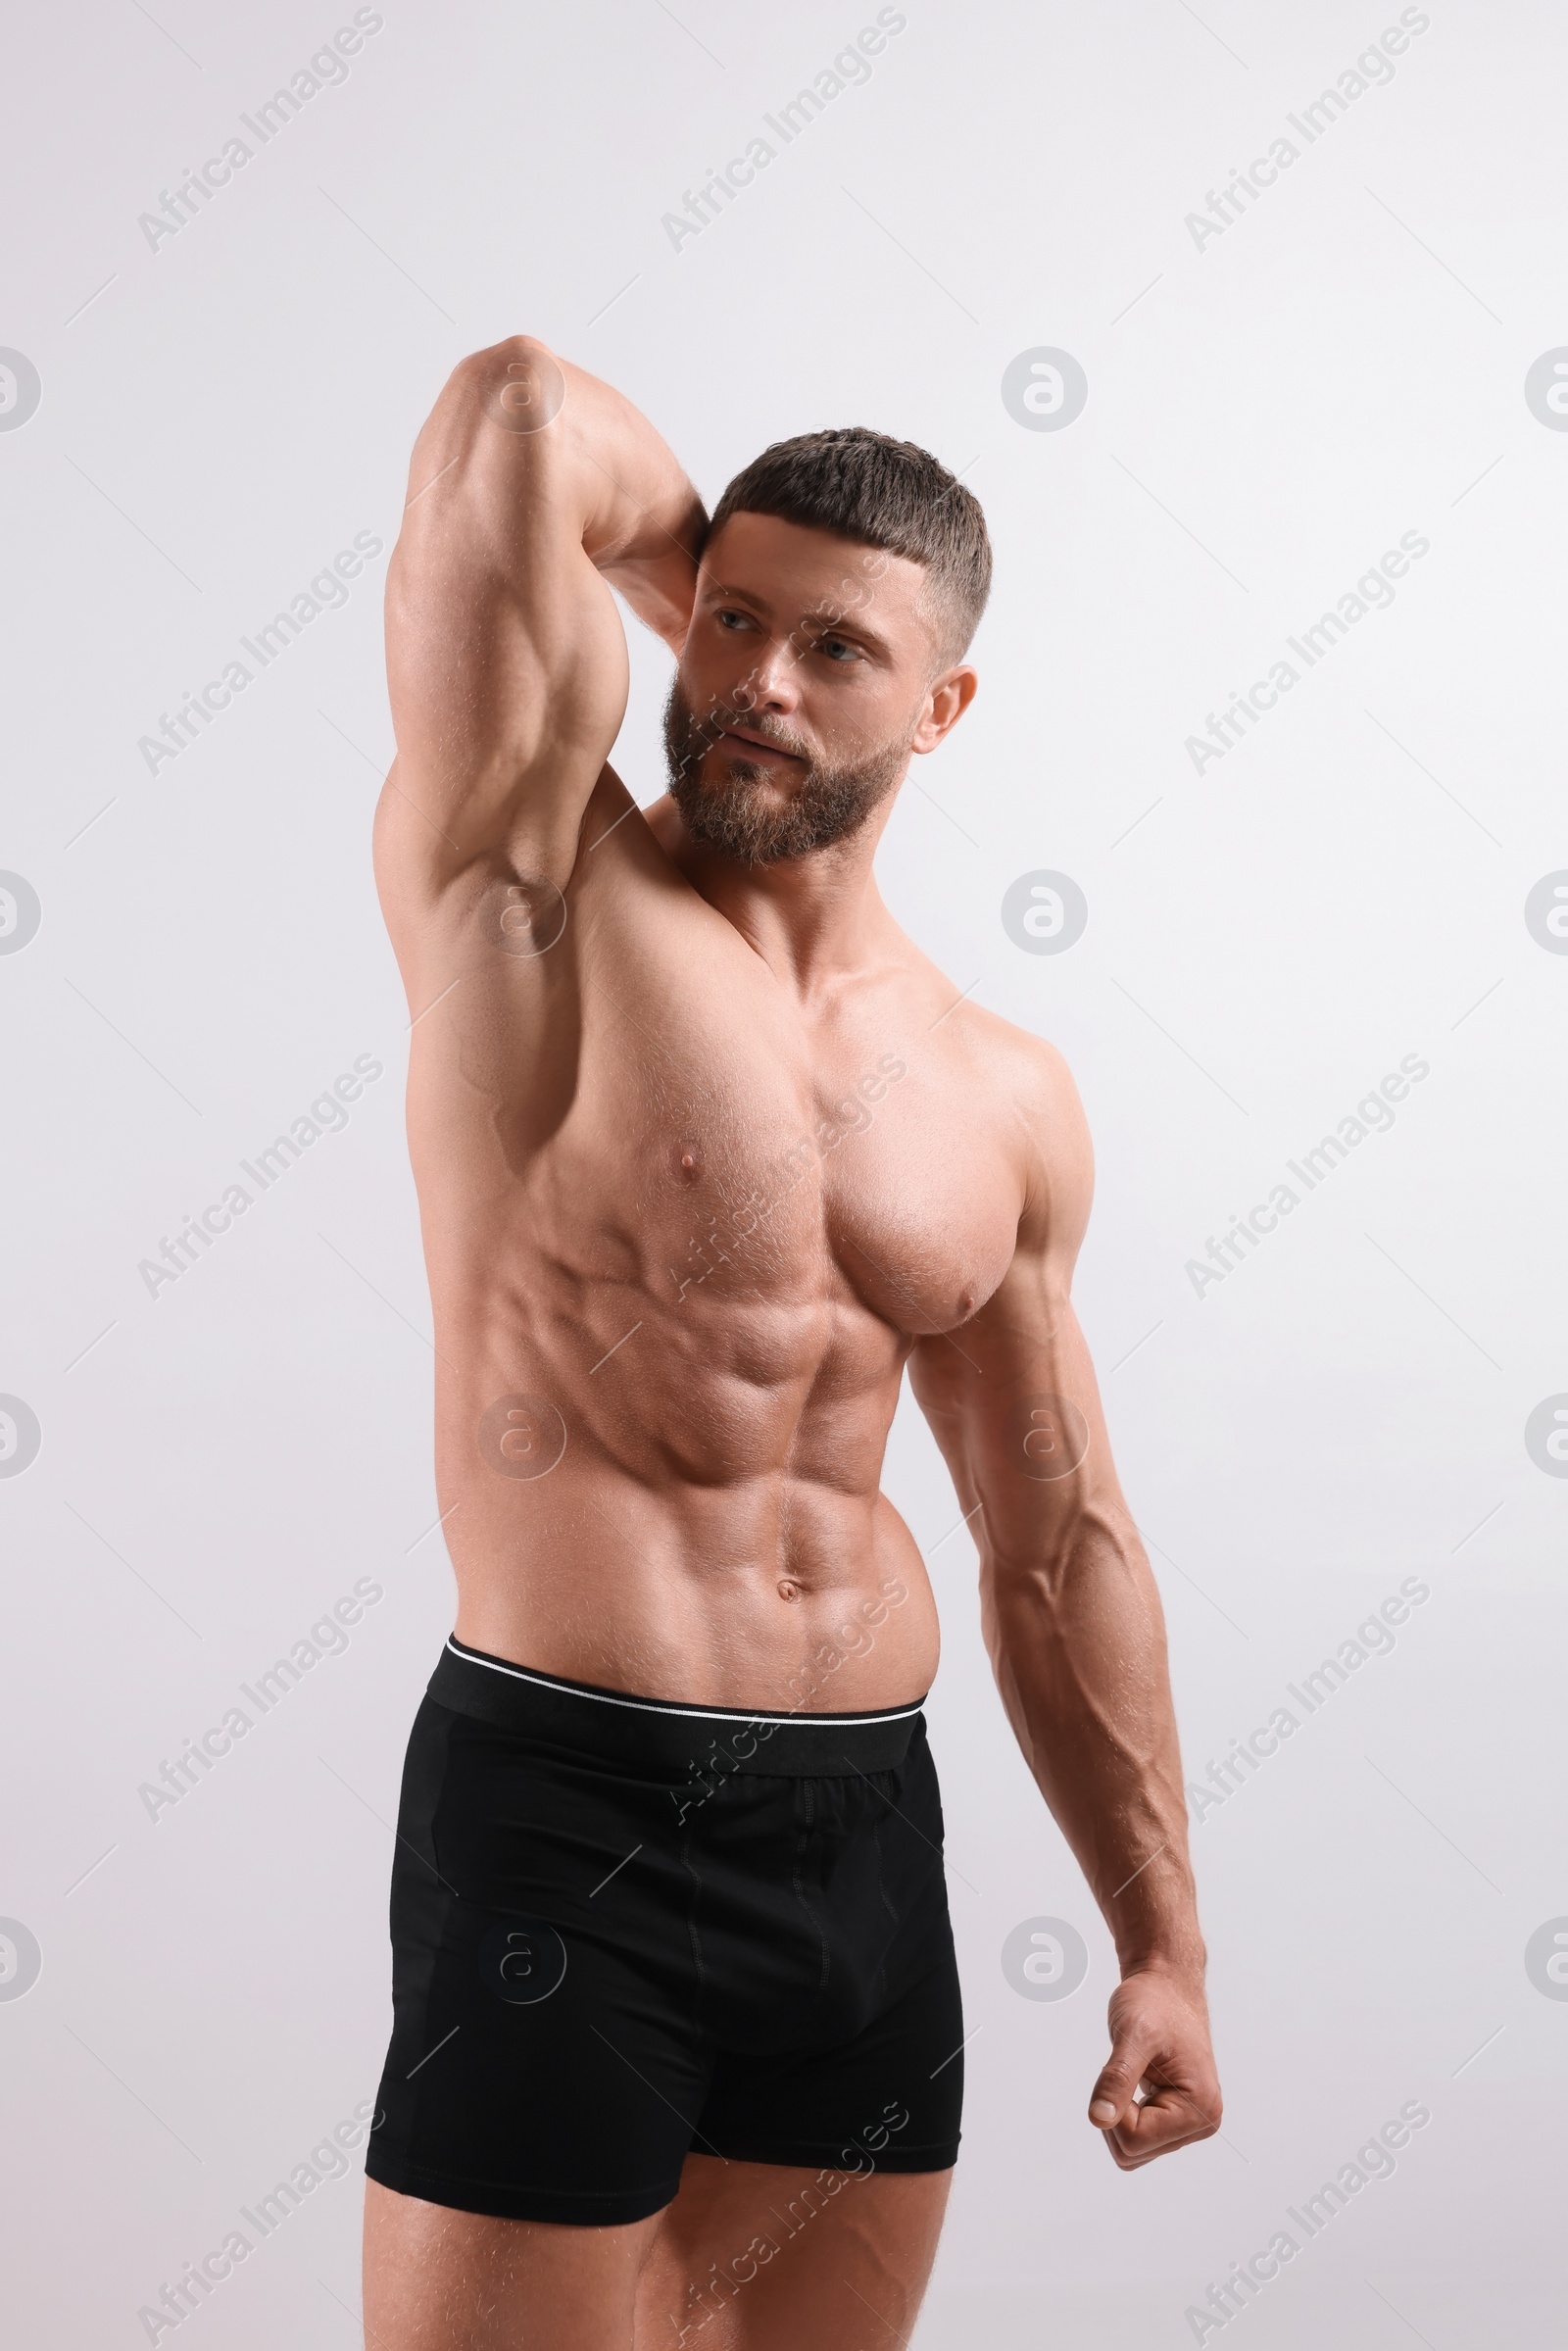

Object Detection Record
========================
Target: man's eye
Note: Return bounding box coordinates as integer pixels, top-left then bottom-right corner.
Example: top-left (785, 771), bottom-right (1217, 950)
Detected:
top-left (819, 636), bottom-right (858, 662)
top-left (716, 610), bottom-right (751, 631)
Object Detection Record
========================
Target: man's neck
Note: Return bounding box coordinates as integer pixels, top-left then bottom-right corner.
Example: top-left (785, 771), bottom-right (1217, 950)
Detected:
top-left (643, 790), bottom-right (902, 1004)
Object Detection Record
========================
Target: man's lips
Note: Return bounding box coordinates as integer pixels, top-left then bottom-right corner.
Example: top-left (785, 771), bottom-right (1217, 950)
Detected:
top-left (717, 725), bottom-right (802, 763)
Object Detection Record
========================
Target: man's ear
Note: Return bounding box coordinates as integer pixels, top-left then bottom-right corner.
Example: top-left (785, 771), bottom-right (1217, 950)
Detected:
top-left (911, 664), bottom-right (978, 755)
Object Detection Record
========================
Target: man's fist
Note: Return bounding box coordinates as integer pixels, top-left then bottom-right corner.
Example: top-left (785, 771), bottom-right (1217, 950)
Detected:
top-left (1088, 1968), bottom-right (1221, 2170)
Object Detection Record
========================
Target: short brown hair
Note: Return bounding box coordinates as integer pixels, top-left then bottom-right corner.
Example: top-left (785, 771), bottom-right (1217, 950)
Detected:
top-left (708, 427), bottom-right (991, 665)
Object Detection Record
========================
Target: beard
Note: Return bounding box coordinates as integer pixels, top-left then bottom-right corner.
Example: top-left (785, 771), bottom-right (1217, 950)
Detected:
top-left (662, 678), bottom-right (911, 866)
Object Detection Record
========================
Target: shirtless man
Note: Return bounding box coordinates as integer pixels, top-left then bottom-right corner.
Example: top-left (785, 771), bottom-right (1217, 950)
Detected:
top-left (362, 337), bottom-right (1220, 2350)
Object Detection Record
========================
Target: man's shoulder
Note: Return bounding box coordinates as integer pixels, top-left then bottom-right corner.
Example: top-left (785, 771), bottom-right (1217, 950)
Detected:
top-left (864, 931), bottom-right (1087, 1222)
top-left (913, 972), bottom-right (1082, 1123)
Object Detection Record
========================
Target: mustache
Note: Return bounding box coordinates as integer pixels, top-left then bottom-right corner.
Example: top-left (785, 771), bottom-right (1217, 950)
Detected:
top-left (680, 699), bottom-right (814, 766)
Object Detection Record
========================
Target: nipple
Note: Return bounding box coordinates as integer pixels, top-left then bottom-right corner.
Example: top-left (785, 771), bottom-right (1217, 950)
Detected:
top-left (673, 1141), bottom-right (705, 1183)
top-left (778, 1579), bottom-right (802, 1603)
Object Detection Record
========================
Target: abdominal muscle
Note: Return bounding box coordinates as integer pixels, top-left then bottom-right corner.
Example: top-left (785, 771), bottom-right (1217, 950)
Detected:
top-left (431, 1300), bottom-right (942, 1718)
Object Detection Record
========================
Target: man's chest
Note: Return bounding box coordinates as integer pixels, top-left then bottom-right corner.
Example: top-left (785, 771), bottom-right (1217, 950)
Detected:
top-left (569, 964), bottom-right (1022, 1343)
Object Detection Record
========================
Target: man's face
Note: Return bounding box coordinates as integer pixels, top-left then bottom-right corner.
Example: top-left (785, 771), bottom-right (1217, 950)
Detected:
top-left (663, 513), bottom-right (970, 866)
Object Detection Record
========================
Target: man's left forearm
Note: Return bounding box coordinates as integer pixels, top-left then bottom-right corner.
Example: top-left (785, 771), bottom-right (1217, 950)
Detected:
top-left (980, 1511), bottom-right (1204, 1982)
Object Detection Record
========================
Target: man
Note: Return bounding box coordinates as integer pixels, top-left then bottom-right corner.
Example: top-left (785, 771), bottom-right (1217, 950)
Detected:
top-left (363, 336), bottom-right (1219, 2350)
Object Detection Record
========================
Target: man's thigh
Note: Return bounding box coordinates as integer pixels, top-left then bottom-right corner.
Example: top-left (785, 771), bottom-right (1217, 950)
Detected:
top-left (363, 2177), bottom-right (664, 2351)
top-left (363, 2158), bottom-right (955, 2351)
top-left (634, 2151), bottom-right (955, 2350)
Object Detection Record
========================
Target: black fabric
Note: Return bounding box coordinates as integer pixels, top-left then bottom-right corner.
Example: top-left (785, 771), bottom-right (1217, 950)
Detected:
top-left (366, 1642), bottom-right (964, 2225)
top-left (427, 1634), bottom-right (929, 1776)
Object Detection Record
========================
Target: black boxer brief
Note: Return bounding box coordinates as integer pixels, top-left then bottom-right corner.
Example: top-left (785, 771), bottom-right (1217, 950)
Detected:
top-left (365, 1635), bottom-right (964, 2225)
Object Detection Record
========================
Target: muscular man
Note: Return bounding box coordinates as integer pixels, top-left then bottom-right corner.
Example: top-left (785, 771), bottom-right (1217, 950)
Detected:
top-left (363, 338), bottom-right (1220, 2350)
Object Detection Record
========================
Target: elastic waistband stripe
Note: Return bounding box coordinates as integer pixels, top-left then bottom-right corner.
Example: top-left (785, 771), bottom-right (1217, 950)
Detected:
top-left (443, 1638), bottom-right (927, 1729)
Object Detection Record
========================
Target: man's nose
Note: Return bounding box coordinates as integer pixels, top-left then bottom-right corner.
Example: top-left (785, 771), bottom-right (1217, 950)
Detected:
top-left (730, 637), bottom-right (801, 716)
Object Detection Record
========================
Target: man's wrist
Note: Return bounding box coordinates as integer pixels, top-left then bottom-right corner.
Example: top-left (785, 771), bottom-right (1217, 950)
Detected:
top-left (1115, 1939), bottom-right (1207, 1990)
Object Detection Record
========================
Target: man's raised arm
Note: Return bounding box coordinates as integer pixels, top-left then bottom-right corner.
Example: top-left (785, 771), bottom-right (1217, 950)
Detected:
top-left (373, 336), bottom-right (705, 954)
top-left (907, 1040), bottom-right (1221, 2170)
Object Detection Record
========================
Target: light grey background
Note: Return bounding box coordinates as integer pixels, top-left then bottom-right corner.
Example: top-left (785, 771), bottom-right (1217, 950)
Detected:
top-left (2, 1), bottom-right (1564, 2343)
